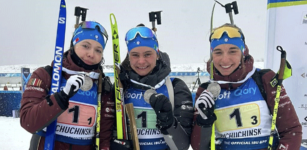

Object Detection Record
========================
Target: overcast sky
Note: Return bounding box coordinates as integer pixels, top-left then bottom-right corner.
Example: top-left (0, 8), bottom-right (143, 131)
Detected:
top-left (0, 0), bottom-right (267, 66)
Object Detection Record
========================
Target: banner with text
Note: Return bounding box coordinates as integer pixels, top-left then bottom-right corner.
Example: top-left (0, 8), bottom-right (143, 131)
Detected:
top-left (266, 0), bottom-right (307, 148)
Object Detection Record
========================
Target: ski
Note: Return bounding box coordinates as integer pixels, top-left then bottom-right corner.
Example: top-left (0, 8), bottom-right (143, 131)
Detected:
top-left (209, 2), bottom-right (216, 150)
top-left (110, 13), bottom-right (128, 140)
top-left (44, 0), bottom-right (66, 149)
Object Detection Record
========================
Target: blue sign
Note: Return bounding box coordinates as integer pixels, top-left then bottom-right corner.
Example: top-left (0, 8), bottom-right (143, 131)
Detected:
top-left (0, 91), bottom-right (22, 116)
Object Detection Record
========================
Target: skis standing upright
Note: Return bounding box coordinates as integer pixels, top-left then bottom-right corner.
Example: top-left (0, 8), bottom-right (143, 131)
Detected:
top-left (44, 0), bottom-right (66, 149)
top-left (109, 13), bottom-right (128, 140)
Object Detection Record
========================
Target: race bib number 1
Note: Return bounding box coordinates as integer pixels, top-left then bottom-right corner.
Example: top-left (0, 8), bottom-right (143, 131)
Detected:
top-left (58, 101), bottom-right (97, 127)
top-left (134, 108), bottom-right (157, 129)
top-left (215, 103), bottom-right (260, 132)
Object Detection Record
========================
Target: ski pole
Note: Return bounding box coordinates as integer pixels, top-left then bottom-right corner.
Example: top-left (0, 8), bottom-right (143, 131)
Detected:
top-left (95, 72), bottom-right (103, 150)
top-left (149, 11), bottom-right (162, 33)
top-left (268, 46), bottom-right (286, 150)
top-left (74, 6), bottom-right (88, 29)
top-left (209, 2), bottom-right (216, 149)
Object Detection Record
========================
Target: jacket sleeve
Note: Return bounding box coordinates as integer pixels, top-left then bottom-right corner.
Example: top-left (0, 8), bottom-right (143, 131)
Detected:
top-left (20, 67), bottom-right (66, 134)
top-left (163, 78), bottom-right (194, 150)
top-left (191, 82), bottom-right (212, 150)
top-left (99, 80), bottom-right (115, 149)
top-left (173, 78), bottom-right (194, 135)
top-left (262, 71), bottom-right (302, 150)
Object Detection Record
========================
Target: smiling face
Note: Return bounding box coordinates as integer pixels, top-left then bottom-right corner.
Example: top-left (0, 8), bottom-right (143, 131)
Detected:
top-left (74, 39), bottom-right (103, 65)
top-left (129, 46), bottom-right (158, 76)
top-left (212, 44), bottom-right (242, 76)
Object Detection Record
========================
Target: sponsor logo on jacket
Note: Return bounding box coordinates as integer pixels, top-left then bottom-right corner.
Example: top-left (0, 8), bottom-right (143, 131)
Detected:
top-left (217, 87), bottom-right (257, 100)
top-left (125, 91), bottom-right (143, 99)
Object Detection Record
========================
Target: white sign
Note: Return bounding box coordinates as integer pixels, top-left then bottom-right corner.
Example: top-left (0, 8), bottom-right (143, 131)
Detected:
top-left (266, 1), bottom-right (307, 146)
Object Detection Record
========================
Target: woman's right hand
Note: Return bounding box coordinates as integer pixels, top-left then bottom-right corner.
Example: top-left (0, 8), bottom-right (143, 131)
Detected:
top-left (62, 74), bottom-right (85, 98)
top-left (53, 74), bottom-right (85, 110)
top-left (195, 90), bottom-right (217, 127)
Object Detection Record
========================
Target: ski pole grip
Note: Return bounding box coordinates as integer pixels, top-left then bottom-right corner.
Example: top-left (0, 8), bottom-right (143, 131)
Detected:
top-left (149, 11), bottom-right (162, 32)
top-left (81, 9), bottom-right (88, 21)
top-left (232, 1), bottom-right (239, 14)
top-left (225, 3), bottom-right (232, 13)
top-left (276, 46), bottom-right (286, 81)
top-left (74, 7), bottom-right (88, 29)
top-left (74, 7), bottom-right (81, 16)
top-left (74, 7), bottom-right (81, 29)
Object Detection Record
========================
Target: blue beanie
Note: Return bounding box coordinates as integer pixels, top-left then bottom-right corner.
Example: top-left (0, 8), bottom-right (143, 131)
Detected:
top-left (72, 27), bottom-right (106, 49)
top-left (126, 35), bottom-right (159, 53)
top-left (211, 33), bottom-right (245, 53)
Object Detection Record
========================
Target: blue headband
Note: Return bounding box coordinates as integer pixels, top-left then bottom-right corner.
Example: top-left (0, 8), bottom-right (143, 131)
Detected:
top-left (126, 35), bottom-right (159, 53)
top-left (72, 28), bottom-right (106, 49)
top-left (211, 33), bottom-right (245, 53)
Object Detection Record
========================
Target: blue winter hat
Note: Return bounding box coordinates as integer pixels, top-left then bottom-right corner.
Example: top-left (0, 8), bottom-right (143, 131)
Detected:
top-left (210, 32), bottom-right (245, 53)
top-left (125, 26), bottom-right (159, 53)
top-left (72, 27), bottom-right (106, 49)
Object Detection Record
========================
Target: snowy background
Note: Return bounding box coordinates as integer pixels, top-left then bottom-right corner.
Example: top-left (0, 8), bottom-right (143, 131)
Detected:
top-left (0, 0), bottom-right (267, 66)
top-left (0, 62), bottom-right (265, 73)
top-left (0, 0), bottom-right (306, 149)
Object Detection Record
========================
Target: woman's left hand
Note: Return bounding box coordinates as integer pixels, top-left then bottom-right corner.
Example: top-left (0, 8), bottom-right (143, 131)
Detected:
top-left (149, 93), bottom-right (174, 131)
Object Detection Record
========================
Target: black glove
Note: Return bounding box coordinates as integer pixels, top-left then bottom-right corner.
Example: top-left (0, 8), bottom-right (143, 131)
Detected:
top-left (54, 74), bottom-right (84, 110)
top-left (149, 93), bottom-right (174, 133)
top-left (110, 139), bottom-right (132, 150)
top-left (196, 112), bottom-right (216, 128)
top-left (195, 90), bottom-right (217, 127)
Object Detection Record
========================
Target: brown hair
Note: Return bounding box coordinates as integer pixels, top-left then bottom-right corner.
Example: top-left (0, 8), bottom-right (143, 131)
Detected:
top-left (121, 54), bottom-right (132, 71)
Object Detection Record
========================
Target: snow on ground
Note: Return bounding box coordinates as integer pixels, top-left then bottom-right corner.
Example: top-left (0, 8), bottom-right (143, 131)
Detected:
top-left (0, 117), bottom-right (194, 150)
top-left (1, 117), bottom-right (307, 149)
top-left (0, 117), bottom-right (32, 150)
